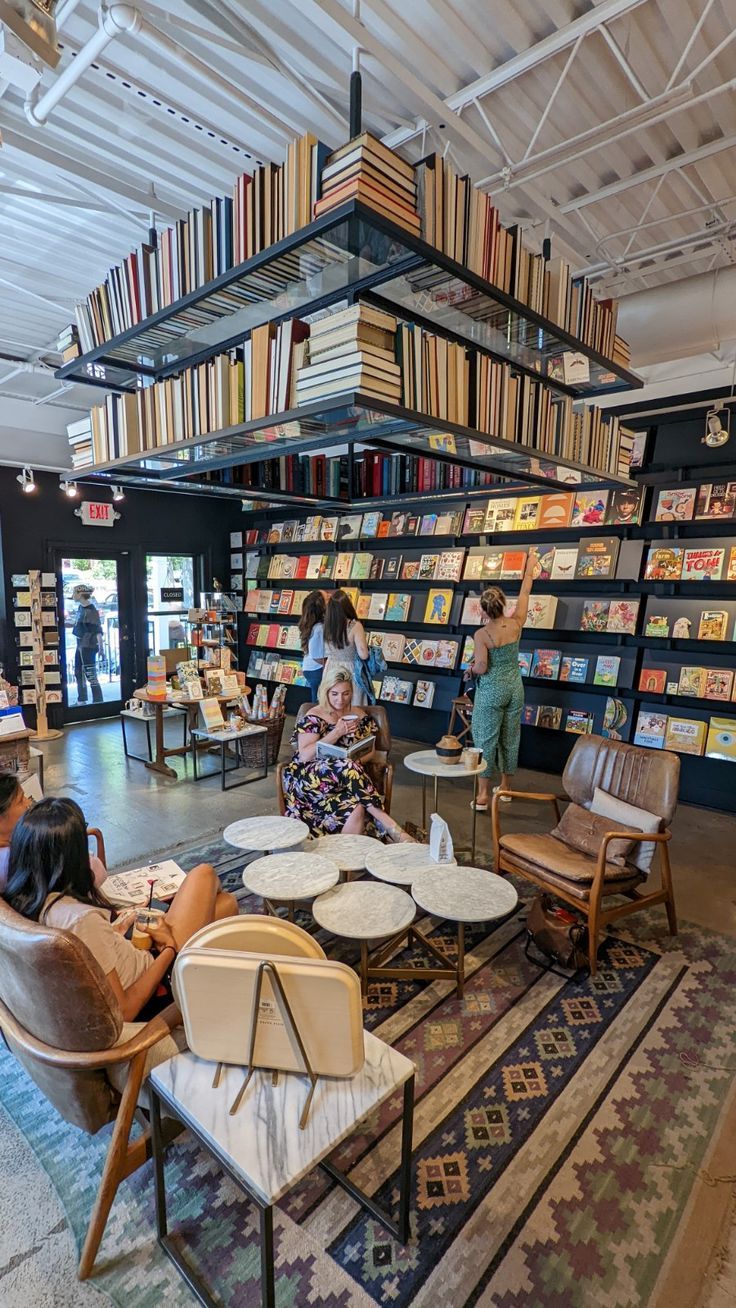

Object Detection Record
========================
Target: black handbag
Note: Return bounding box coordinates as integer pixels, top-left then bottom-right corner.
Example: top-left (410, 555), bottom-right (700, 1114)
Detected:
top-left (524, 894), bottom-right (589, 975)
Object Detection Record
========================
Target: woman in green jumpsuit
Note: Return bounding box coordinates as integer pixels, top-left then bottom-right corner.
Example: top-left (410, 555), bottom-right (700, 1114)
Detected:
top-left (471, 548), bottom-right (537, 809)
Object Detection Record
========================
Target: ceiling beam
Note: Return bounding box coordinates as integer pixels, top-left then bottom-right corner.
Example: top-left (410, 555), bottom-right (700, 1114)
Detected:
top-left (559, 132), bottom-right (736, 212)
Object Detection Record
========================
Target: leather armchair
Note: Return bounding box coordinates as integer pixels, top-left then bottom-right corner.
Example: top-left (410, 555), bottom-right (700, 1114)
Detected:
top-left (0, 899), bottom-right (181, 1280)
top-left (276, 701), bottom-right (394, 818)
top-left (492, 735), bottom-right (679, 974)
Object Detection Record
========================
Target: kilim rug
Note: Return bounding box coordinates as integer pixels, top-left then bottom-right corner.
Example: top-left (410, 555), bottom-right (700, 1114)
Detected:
top-left (2, 834), bottom-right (735, 1308)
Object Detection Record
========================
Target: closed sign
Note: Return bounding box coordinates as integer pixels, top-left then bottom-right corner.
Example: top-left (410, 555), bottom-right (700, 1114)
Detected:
top-left (79, 501), bottom-right (116, 527)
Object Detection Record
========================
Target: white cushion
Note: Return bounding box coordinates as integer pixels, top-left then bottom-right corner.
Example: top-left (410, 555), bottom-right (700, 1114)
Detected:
top-left (590, 787), bottom-right (661, 872)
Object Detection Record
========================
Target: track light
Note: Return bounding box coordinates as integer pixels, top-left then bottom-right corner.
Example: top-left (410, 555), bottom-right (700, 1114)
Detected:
top-left (60, 478), bottom-right (78, 498)
top-left (17, 467), bottom-right (36, 493)
top-left (112, 484), bottom-right (125, 501)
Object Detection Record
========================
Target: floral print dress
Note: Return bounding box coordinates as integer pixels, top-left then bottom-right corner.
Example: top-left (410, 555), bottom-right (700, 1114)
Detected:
top-left (282, 712), bottom-right (379, 835)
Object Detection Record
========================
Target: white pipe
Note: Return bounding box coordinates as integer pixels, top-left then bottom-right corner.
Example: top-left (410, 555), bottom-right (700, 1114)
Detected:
top-left (24, 6), bottom-right (130, 126)
top-left (618, 266), bottom-right (736, 368)
top-left (55, 0), bottom-right (85, 27)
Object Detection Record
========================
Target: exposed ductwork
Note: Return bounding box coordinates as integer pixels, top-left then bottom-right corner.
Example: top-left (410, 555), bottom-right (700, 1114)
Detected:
top-left (617, 265), bottom-right (736, 369)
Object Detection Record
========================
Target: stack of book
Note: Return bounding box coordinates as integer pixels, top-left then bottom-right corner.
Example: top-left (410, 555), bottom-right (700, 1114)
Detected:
top-left (295, 304), bottom-right (400, 405)
top-left (57, 323), bottom-right (80, 363)
top-left (66, 416), bottom-right (93, 468)
top-left (313, 133), bottom-right (420, 235)
top-left (233, 133), bottom-right (329, 262)
top-left (397, 322), bottom-right (470, 424)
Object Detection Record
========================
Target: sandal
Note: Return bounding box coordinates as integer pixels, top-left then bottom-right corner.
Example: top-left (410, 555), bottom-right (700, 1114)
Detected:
top-left (470, 800), bottom-right (488, 812)
top-left (494, 786), bottom-right (512, 804)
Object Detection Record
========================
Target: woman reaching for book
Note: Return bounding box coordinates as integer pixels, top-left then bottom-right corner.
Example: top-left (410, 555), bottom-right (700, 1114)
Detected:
top-left (470, 548), bottom-right (537, 812)
top-left (281, 666), bottom-right (410, 840)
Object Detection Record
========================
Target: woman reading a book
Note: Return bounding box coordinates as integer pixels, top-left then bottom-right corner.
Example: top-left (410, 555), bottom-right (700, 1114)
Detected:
top-left (470, 548), bottom-right (537, 811)
top-left (6, 798), bottom-right (238, 1023)
top-left (298, 589), bottom-right (327, 701)
top-left (322, 590), bottom-right (369, 704)
top-left (281, 666), bottom-right (409, 839)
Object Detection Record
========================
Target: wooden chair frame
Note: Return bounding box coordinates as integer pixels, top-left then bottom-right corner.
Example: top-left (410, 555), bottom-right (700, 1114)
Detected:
top-left (491, 789), bottom-right (677, 974)
top-left (0, 999), bottom-right (181, 1280)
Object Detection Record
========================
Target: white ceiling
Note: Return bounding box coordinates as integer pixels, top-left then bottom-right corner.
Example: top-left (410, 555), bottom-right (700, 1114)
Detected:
top-left (0, 0), bottom-right (735, 439)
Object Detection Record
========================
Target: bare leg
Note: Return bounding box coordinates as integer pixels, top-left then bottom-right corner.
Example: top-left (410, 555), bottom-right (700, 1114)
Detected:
top-left (164, 863), bottom-right (238, 950)
top-left (499, 773), bottom-right (512, 791)
top-left (367, 805), bottom-right (414, 842)
top-left (341, 804), bottom-right (366, 834)
top-left (476, 779), bottom-right (491, 806)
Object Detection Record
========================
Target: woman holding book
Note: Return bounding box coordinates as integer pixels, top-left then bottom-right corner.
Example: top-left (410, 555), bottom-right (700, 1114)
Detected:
top-left (322, 589), bottom-right (370, 704)
top-left (470, 548), bottom-right (537, 810)
top-left (5, 798), bottom-right (238, 1023)
top-left (298, 589), bottom-right (327, 701)
top-left (282, 666), bottom-right (409, 839)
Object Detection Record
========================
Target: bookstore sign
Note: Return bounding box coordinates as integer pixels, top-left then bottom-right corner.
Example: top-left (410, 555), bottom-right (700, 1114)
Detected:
top-left (75, 501), bottom-right (120, 527)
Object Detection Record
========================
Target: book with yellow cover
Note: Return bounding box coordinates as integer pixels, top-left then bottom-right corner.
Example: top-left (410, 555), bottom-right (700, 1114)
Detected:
top-left (513, 496), bottom-right (540, 531)
top-left (663, 716), bottom-right (706, 755)
top-left (424, 588), bottom-right (452, 624)
top-left (705, 716), bottom-right (736, 761)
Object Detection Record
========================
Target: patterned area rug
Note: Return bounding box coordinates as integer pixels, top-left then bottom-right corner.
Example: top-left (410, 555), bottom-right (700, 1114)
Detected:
top-left (2, 835), bottom-right (735, 1308)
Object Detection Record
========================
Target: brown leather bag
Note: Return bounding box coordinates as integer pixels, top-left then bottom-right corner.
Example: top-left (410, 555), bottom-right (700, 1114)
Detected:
top-left (525, 894), bottom-right (589, 972)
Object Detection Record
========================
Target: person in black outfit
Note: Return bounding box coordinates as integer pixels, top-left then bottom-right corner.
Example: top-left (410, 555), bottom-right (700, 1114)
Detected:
top-left (71, 584), bottom-right (103, 704)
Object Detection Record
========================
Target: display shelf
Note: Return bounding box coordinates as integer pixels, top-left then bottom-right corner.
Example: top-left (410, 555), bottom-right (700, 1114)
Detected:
top-left (56, 202), bottom-right (640, 398)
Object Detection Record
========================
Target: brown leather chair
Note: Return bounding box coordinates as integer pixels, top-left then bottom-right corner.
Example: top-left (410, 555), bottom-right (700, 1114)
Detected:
top-left (492, 735), bottom-right (679, 974)
top-left (276, 701), bottom-right (394, 817)
top-left (0, 899), bottom-right (180, 1280)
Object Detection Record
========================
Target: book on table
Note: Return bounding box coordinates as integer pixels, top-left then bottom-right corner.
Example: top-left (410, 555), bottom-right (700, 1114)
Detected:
top-left (199, 698), bottom-right (226, 732)
top-left (100, 860), bottom-right (187, 908)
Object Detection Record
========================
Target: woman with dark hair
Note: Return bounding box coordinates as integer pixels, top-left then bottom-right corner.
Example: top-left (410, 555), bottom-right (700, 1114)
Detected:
top-left (470, 548), bottom-right (537, 810)
top-left (298, 589), bottom-right (326, 701)
top-left (323, 589), bottom-right (369, 704)
top-left (6, 798), bottom-right (238, 1022)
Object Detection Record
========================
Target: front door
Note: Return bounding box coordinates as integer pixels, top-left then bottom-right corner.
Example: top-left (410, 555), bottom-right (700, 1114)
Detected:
top-left (56, 551), bottom-right (135, 722)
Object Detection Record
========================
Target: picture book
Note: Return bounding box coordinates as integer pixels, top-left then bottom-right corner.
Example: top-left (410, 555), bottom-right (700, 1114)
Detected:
top-left (305, 555), bottom-right (322, 580)
top-left (644, 546), bottom-right (684, 581)
top-left (638, 668), bottom-right (667, 694)
top-left (565, 709), bottom-right (595, 735)
top-left (513, 496), bottom-right (540, 530)
top-left (575, 537), bottom-right (620, 580)
top-left (698, 610), bottom-right (729, 640)
top-left (350, 552), bottom-right (373, 580)
top-left (664, 716), bottom-right (706, 756)
top-left (436, 550), bottom-right (466, 582)
top-left (602, 697), bottom-right (629, 740)
top-left (677, 666), bottom-right (706, 698)
top-left (334, 553), bottom-right (354, 580)
top-left (580, 599), bottom-right (610, 632)
top-left (386, 593), bottom-right (412, 623)
top-left (572, 491), bottom-right (608, 527)
top-left (634, 711), bottom-right (667, 749)
top-left (500, 550), bottom-right (527, 580)
top-left (524, 595), bottom-right (558, 629)
top-left (521, 703), bottom-right (540, 725)
top-left (420, 513), bottom-right (438, 535)
top-left (418, 553), bottom-right (438, 580)
top-left (318, 555), bottom-right (335, 580)
top-left (463, 505), bottom-right (486, 534)
top-left (537, 491), bottom-right (575, 530)
top-left (361, 511), bottom-right (382, 538)
top-left (532, 548), bottom-right (556, 582)
top-left (530, 648), bottom-right (561, 680)
top-left (424, 588), bottom-right (452, 624)
top-left (605, 488), bottom-right (642, 525)
top-left (402, 639), bottom-right (422, 665)
top-left (728, 547), bottom-right (736, 582)
top-left (321, 517), bottom-right (339, 542)
top-left (607, 599), bottom-right (639, 634)
top-left (538, 705), bottom-right (563, 730)
top-left (418, 640), bottom-right (438, 667)
top-left (704, 668), bottom-right (734, 700)
top-left (518, 650), bottom-right (533, 676)
top-left (560, 656), bottom-right (589, 683)
top-left (384, 554), bottom-right (404, 580)
top-left (695, 481), bottom-right (736, 520)
top-left (370, 556), bottom-right (386, 580)
top-left (304, 515), bottom-right (322, 542)
top-left (413, 680), bottom-right (436, 709)
top-left (461, 595), bottom-right (484, 626)
top-left (705, 716), bottom-right (736, 761)
top-left (681, 547), bottom-right (725, 581)
top-left (463, 552), bottom-right (485, 580)
top-left (550, 547), bottom-right (579, 581)
top-left (393, 678), bottom-right (413, 704)
top-left (381, 633), bottom-right (406, 662)
top-left (484, 497), bottom-right (516, 532)
top-left (645, 613), bottom-right (670, 637)
top-left (401, 560), bottom-right (421, 580)
top-left (481, 549), bottom-right (505, 581)
top-left (388, 511), bottom-right (412, 537)
top-left (367, 593), bottom-right (388, 620)
top-left (435, 640), bottom-right (458, 669)
top-left (653, 487), bottom-right (696, 522)
top-left (460, 635), bottom-right (474, 668)
top-left (339, 514), bottom-right (363, 540)
top-left (277, 591), bottom-right (294, 615)
top-left (593, 654), bottom-right (621, 687)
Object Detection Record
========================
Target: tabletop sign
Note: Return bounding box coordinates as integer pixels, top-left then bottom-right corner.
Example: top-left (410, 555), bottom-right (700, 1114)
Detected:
top-left (161, 586), bottom-right (184, 603)
top-left (79, 500), bottom-right (117, 527)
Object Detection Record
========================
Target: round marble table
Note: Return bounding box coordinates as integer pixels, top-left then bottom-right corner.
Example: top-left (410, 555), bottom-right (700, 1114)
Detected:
top-left (403, 750), bottom-right (486, 861)
top-left (411, 866), bottom-right (519, 997)
top-left (365, 842), bottom-right (457, 885)
top-left (243, 851), bottom-right (340, 921)
top-left (223, 815), bottom-right (309, 854)
top-left (312, 881), bottom-right (416, 996)
top-left (308, 833), bottom-right (382, 875)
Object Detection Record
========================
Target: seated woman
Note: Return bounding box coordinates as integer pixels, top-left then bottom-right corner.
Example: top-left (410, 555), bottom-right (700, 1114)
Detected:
top-left (0, 774), bottom-right (107, 895)
top-left (282, 666), bottom-right (409, 840)
top-left (5, 797), bottom-right (238, 1022)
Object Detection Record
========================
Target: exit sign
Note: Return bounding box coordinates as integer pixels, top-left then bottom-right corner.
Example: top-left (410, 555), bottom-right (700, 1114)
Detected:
top-left (78, 501), bottom-right (117, 527)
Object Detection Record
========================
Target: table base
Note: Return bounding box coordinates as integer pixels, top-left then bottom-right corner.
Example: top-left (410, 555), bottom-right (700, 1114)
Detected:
top-left (149, 1074), bottom-right (414, 1308)
top-left (361, 921), bottom-right (467, 999)
top-left (192, 730), bottom-right (268, 791)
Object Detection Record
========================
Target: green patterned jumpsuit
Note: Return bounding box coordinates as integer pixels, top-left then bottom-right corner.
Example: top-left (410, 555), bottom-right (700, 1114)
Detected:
top-left (471, 635), bottom-right (524, 778)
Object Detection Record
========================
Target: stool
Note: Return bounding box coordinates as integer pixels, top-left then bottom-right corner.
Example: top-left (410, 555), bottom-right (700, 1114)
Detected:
top-left (448, 695), bottom-right (474, 743)
top-left (121, 706), bottom-right (187, 763)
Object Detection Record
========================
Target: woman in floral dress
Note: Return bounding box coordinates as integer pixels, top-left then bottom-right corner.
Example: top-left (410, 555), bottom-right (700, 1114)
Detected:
top-left (282, 666), bottom-right (410, 839)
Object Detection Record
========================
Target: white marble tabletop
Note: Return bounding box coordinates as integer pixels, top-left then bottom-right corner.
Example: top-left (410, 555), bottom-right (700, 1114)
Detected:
top-left (308, 833), bottom-right (382, 872)
top-left (149, 1031), bottom-right (414, 1206)
top-left (403, 749), bottom-right (486, 779)
top-left (223, 816), bottom-right (309, 852)
top-left (312, 881), bottom-right (416, 941)
top-left (411, 866), bottom-right (519, 924)
top-left (192, 725), bottom-right (267, 743)
top-left (365, 842), bottom-right (458, 885)
top-left (243, 852), bottom-right (340, 901)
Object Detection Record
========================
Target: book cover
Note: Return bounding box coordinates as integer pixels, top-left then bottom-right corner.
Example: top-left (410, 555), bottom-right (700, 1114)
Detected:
top-left (381, 633), bottom-right (406, 662)
top-left (664, 716), bottom-right (706, 755)
top-left (377, 519), bottom-right (391, 538)
top-left (419, 640), bottom-right (438, 666)
top-left (581, 599), bottom-right (611, 632)
top-left (593, 654), bottom-right (621, 686)
top-left (677, 666), bottom-right (706, 697)
top-left (560, 656), bottom-right (589, 683)
top-left (435, 510), bottom-right (463, 535)
top-left (413, 679), bottom-right (436, 708)
top-left (565, 709), bottom-right (595, 735)
top-left (530, 648), bottom-right (561, 679)
top-left (481, 550), bottom-right (505, 581)
top-left (634, 711), bottom-right (668, 749)
top-left (460, 635), bottom-right (474, 668)
top-left (654, 487), bottom-right (696, 522)
top-left (436, 550), bottom-right (465, 582)
top-left (277, 591), bottom-right (294, 615)
top-left (695, 481), bottom-right (736, 520)
top-left (361, 512), bottom-right (382, 537)
top-left (320, 517), bottom-right (339, 542)
top-left (393, 678), bottom-right (413, 704)
top-left (305, 556), bottom-right (322, 580)
top-left (645, 613), bottom-right (670, 637)
top-left (607, 599), bottom-right (639, 634)
top-left (532, 548), bottom-right (556, 582)
top-left (318, 555), bottom-right (335, 580)
top-left (550, 547), bottom-right (579, 581)
top-left (402, 638), bottom-right (422, 665)
top-left (572, 491), bottom-right (608, 527)
top-left (380, 675), bottom-right (399, 701)
top-left (524, 595), bottom-right (558, 629)
top-left (463, 505), bottom-right (486, 534)
top-left (389, 511), bottom-right (413, 537)
top-left (602, 696), bottom-right (629, 740)
top-left (369, 556), bottom-right (386, 580)
top-left (350, 552), bottom-right (374, 579)
top-left (407, 516), bottom-right (421, 537)
top-left (485, 497), bottom-right (516, 532)
top-left (704, 668), bottom-right (734, 700)
top-left (386, 593), bottom-right (412, 622)
top-left (461, 595), bottom-right (483, 626)
top-left (537, 492), bottom-right (575, 530)
top-left (418, 553), bottom-right (438, 580)
top-left (639, 668), bottom-right (667, 694)
top-left (199, 697), bottom-right (225, 731)
top-left (367, 593), bottom-right (388, 620)
top-left (538, 705), bottom-right (563, 730)
top-left (698, 610), bottom-right (729, 640)
top-left (435, 640), bottom-right (458, 669)
top-left (463, 552), bottom-right (485, 581)
top-left (513, 496), bottom-right (540, 531)
top-left (605, 488), bottom-right (642, 525)
top-left (334, 552), bottom-right (354, 581)
top-left (728, 546), bottom-right (736, 581)
top-left (401, 560), bottom-right (421, 580)
top-left (420, 513), bottom-right (438, 535)
top-left (518, 650), bottom-right (533, 676)
top-left (424, 588), bottom-right (452, 624)
top-left (644, 546), bottom-right (684, 581)
top-left (705, 716), bottom-right (736, 761)
top-left (339, 514), bottom-right (363, 540)
top-left (682, 547), bottom-right (725, 581)
top-left (575, 537), bottom-right (620, 580)
top-left (500, 551), bottom-right (527, 580)
top-left (521, 704), bottom-right (540, 726)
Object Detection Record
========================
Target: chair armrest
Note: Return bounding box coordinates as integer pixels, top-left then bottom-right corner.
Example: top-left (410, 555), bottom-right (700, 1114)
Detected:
top-left (87, 826), bottom-right (106, 866)
top-left (494, 789), bottom-right (564, 804)
top-left (591, 829), bottom-right (671, 893)
top-left (0, 1000), bottom-right (181, 1072)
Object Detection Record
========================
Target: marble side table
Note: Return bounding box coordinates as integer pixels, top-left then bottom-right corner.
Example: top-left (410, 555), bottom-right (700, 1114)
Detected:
top-left (223, 815), bottom-right (308, 854)
top-left (403, 749), bottom-right (486, 861)
top-left (308, 833), bottom-right (382, 878)
top-left (243, 851), bottom-right (340, 921)
top-left (148, 1033), bottom-right (415, 1308)
top-left (411, 865), bottom-right (519, 998)
top-left (365, 841), bottom-right (457, 885)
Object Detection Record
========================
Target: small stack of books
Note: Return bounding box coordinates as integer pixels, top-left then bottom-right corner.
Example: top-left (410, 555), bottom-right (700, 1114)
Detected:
top-left (295, 304), bottom-right (400, 405)
top-left (57, 323), bottom-right (80, 363)
top-left (66, 416), bottom-right (93, 468)
top-left (314, 133), bottom-right (420, 235)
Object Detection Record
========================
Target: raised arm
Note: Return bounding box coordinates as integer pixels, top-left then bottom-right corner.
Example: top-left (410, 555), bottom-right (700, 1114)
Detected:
top-left (513, 548), bottom-right (538, 627)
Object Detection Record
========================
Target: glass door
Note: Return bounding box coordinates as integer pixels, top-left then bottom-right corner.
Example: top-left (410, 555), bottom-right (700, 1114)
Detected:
top-left (58, 552), bottom-right (134, 721)
top-left (145, 554), bottom-right (195, 656)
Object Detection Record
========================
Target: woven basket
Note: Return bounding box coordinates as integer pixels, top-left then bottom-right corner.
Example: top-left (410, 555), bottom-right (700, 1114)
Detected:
top-left (241, 713), bottom-right (285, 767)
